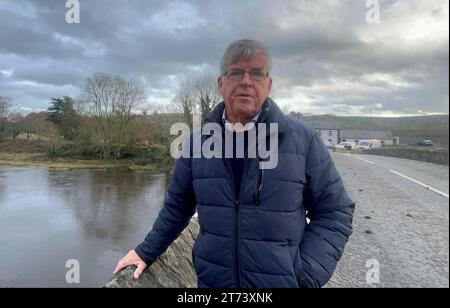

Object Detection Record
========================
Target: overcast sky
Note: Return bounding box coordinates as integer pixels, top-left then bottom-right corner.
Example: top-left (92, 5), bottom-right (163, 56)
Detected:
top-left (0, 0), bottom-right (448, 116)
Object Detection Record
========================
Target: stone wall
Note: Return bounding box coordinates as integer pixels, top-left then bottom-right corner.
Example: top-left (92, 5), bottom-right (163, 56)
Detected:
top-left (361, 147), bottom-right (449, 166)
top-left (104, 218), bottom-right (199, 288)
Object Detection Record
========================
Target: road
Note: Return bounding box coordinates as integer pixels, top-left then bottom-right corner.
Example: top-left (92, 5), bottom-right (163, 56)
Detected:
top-left (325, 152), bottom-right (449, 288)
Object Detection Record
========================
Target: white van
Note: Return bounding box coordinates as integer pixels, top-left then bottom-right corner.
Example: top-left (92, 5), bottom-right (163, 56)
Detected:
top-left (357, 139), bottom-right (380, 150)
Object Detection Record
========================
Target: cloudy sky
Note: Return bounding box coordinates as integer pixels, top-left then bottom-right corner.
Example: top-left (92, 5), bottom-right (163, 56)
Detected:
top-left (0, 0), bottom-right (448, 116)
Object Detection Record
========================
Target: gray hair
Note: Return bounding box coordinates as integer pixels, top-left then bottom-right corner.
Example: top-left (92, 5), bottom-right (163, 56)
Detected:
top-left (220, 39), bottom-right (272, 75)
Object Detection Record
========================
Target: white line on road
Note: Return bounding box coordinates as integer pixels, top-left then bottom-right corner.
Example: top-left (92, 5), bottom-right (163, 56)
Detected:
top-left (354, 156), bottom-right (375, 165)
top-left (389, 170), bottom-right (449, 199)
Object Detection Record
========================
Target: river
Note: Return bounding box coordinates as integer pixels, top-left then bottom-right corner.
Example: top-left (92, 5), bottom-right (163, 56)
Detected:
top-left (0, 166), bottom-right (167, 287)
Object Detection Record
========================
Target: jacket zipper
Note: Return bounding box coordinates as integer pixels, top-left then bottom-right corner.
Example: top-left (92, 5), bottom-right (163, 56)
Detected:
top-left (254, 163), bottom-right (264, 213)
top-left (225, 158), bottom-right (250, 288)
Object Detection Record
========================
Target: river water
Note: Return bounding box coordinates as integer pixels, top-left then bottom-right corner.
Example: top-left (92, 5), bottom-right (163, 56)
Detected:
top-left (0, 166), bottom-right (167, 287)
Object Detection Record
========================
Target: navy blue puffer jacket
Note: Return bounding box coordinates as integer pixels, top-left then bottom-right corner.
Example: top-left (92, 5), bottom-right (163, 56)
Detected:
top-left (135, 99), bottom-right (355, 288)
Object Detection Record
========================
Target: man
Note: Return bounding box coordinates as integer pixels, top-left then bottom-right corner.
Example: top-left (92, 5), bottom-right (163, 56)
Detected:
top-left (114, 39), bottom-right (355, 288)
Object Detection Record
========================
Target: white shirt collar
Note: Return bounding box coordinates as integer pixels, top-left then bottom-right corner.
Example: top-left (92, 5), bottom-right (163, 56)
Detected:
top-left (222, 108), bottom-right (261, 132)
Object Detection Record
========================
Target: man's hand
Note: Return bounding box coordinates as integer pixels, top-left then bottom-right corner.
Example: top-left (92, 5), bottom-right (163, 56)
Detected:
top-left (113, 250), bottom-right (147, 279)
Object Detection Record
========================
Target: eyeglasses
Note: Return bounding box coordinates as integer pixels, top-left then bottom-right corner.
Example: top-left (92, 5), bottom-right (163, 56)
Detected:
top-left (223, 68), bottom-right (269, 82)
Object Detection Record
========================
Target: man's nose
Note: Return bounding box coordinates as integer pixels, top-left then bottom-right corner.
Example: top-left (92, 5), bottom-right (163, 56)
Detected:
top-left (239, 71), bottom-right (253, 87)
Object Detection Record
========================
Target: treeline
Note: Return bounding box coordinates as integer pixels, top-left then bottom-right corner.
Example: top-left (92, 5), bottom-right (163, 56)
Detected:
top-left (0, 72), bottom-right (222, 163)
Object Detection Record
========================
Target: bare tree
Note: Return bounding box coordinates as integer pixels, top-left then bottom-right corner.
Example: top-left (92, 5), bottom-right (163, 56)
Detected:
top-left (141, 98), bottom-right (172, 115)
top-left (171, 73), bottom-right (221, 127)
top-left (8, 112), bottom-right (23, 140)
top-left (192, 74), bottom-right (221, 124)
top-left (171, 79), bottom-right (196, 127)
top-left (0, 96), bottom-right (13, 140)
top-left (24, 112), bottom-right (48, 140)
top-left (82, 73), bottom-right (146, 159)
top-left (0, 96), bottom-right (11, 117)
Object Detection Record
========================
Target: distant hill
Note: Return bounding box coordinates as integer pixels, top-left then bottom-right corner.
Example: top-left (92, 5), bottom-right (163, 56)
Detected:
top-left (292, 114), bottom-right (449, 147)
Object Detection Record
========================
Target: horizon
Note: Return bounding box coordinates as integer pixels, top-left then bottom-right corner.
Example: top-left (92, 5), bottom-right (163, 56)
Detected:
top-left (10, 105), bottom-right (450, 119)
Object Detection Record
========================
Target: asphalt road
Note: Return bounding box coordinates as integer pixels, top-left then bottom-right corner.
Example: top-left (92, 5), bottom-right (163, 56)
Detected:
top-left (324, 152), bottom-right (449, 288)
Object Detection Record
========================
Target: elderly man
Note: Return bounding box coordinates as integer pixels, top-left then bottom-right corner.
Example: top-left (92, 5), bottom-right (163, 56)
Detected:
top-left (114, 39), bottom-right (355, 288)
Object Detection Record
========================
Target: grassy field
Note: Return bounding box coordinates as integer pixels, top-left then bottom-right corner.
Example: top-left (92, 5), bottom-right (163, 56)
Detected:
top-left (0, 152), bottom-right (169, 172)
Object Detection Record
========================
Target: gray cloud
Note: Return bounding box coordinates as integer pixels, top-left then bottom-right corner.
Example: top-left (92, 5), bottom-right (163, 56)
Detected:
top-left (0, 0), bottom-right (448, 116)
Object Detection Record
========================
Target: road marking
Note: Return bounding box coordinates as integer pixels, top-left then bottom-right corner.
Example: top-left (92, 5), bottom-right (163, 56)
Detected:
top-left (389, 170), bottom-right (449, 199)
top-left (354, 156), bottom-right (375, 165)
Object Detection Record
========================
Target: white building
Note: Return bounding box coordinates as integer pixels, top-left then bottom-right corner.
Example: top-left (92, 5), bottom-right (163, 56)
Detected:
top-left (340, 130), bottom-right (399, 146)
top-left (296, 115), bottom-right (400, 147)
top-left (315, 127), bottom-right (340, 145)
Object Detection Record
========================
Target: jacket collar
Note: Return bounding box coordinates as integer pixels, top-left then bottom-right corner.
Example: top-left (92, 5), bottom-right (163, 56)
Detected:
top-left (205, 97), bottom-right (292, 136)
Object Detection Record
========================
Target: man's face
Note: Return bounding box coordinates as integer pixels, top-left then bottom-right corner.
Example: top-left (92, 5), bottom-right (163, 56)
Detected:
top-left (218, 53), bottom-right (272, 124)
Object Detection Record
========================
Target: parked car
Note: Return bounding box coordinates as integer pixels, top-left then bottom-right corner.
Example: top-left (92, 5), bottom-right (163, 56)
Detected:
top-left (325, 142), bottom-right (337, 151)
top-left (336, 142), bottom-right (353, 151)
top-left (357, 141), bottom-right (373, 151)
top-left (417, 140), bottom-right (434, 147)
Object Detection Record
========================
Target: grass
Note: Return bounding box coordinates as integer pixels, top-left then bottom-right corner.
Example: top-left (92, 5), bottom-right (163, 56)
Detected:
top-left (0, 152), bottom-right (169, 173)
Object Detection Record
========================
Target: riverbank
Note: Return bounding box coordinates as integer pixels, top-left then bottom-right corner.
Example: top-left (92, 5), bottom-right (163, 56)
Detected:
top-left (0, 152), bottom-right (171, 172)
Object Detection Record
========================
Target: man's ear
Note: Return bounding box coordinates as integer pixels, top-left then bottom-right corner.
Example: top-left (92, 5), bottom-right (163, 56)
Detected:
top-left (217, 76), bottom-right (224, 96)
top-left (268, 78), bottom-right (273, 93)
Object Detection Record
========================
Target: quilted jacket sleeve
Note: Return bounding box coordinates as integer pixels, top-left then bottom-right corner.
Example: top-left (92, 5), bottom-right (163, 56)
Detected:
top-left (135, 156), bottom-right (197, 265)
top-left (299, 132), bottom-right (355, 288)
